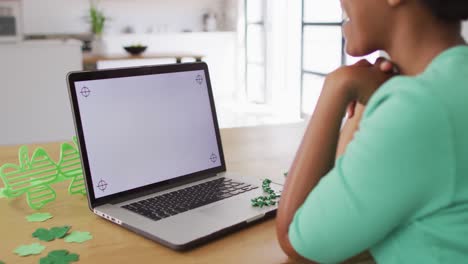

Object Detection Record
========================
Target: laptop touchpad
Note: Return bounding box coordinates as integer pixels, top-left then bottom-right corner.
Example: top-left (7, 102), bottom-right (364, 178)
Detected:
top-left (198, 192), bottom-right (275, 225)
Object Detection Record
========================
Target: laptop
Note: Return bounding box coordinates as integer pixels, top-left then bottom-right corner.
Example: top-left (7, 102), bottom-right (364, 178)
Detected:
top-left (67, 62), bottom-right (283, 250)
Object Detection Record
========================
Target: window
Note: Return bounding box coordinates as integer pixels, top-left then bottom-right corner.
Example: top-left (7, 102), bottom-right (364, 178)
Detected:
top-left (245, 0), bottom-right (267, 103)
top-left (301, 0), bottom-right (344, 115)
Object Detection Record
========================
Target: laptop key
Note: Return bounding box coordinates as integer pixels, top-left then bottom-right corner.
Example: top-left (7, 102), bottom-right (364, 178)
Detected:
top-left (229, 189), bottom-right (243, 195)
top-left (149, 215), bottom-right (162, 221)
top-left (122, 177), bottom-right (257, 222)
top-left (218, 193), bottom-right (234, 199)
top-left (172, 206), bottom-right (188, 213)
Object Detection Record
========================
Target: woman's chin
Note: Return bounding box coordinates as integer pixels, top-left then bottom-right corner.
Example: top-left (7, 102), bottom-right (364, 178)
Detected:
top-left (344, 43), bottom-right (360, 56)
top-left (345, 44), bottom-right (375, 58)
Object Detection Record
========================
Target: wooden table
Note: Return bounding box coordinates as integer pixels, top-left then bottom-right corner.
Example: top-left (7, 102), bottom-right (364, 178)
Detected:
top-left (83, 52), bottom-right (205, 70)
top-left (0, 123), bottom-right (373, 264)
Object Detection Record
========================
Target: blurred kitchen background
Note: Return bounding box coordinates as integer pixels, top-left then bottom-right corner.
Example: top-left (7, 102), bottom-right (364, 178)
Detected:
top-left (1, 0), bottom-right (467, 144)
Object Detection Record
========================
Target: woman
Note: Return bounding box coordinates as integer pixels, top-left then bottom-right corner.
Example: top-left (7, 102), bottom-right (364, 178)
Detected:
top-left (276, 0), bottom-right (468, 263)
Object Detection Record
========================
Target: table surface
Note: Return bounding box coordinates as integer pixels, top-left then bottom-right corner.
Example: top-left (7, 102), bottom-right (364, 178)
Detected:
top-left (0, 122), bottom-right (373, 264)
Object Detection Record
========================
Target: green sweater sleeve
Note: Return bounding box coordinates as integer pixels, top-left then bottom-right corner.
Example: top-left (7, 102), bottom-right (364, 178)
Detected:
top-left (288, 78), bottom-right (455, 263)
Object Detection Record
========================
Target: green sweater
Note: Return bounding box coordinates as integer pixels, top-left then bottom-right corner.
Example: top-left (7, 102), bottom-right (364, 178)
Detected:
top-left (289, 46), bottom-right (468, 264)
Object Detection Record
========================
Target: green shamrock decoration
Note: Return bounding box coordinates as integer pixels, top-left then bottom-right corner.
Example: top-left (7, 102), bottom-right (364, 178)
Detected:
top-left (64, 231), bottom-right (93, 243)
top-left (40, 250), bottom-right (79, 264)
top-left (33, 226), bottom-right (71, 242)
top-left (33, 228), bottom-right (55, 242)
top-left (57, 137), bottom-right (86, 195)
top-left (251, 179), bottom-right (281, 208)
top-left (26, 212), bottom-right (53, 222)
top-left (0, 137), bottom-right (85, 210)
top-left (50, 226), bottom-right (72, 239)
top-left (0, 146), bottom-right (58, 209)
top-left (14, 243), bottom-right (46, 256)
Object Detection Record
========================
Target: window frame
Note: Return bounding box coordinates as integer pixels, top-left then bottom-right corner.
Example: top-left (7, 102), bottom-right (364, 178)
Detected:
top-left (300, 0), bottom-right (345, 116)
top-left (244, 0), bottom-right (267, 103)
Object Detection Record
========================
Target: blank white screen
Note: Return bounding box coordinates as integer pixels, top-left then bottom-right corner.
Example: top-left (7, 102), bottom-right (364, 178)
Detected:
top-left (75, 70), bottom-right (222, 198)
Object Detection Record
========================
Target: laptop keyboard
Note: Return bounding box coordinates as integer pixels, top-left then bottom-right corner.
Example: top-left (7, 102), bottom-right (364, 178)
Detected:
top-left (122, 177), bottom-right (258, 221)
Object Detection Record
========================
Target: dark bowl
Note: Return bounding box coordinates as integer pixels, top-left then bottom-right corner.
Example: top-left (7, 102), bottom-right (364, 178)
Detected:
top-left (124, 46), bottom-right (147, 56)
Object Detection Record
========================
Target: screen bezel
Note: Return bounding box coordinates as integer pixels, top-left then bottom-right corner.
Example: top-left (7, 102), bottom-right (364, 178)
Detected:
top-left (67, 62), bottom-right (227, 207)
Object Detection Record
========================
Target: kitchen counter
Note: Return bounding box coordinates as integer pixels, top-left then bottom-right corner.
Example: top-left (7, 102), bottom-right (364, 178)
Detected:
top-left (82, 52), bottom-right (205, 70)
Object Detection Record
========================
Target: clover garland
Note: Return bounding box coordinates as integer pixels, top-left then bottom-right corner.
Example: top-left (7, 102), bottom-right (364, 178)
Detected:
top-left (251, 179), bottom-right (281, 207)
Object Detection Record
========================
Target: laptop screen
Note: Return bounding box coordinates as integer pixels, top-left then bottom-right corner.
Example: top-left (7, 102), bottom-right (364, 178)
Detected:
top-left (73, 69), bottom-right (222, 199)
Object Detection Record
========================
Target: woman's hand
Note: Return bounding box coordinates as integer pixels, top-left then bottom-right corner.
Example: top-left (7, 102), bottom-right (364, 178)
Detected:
top-left (338, 58), bottom-right (398, 158)
top-left (331, 58), bottom-right (397, 117)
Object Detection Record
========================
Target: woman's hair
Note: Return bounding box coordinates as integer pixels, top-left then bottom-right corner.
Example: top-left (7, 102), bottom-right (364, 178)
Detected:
top-left (422, 0), bottom-right (468, 22)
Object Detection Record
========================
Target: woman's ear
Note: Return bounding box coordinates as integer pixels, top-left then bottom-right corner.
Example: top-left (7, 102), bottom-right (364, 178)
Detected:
top-left (387, 0), bottom-right (402, 7)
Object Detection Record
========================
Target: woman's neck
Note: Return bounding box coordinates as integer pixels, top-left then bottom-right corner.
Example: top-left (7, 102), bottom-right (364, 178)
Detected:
top-left (386, 17), bottom-right (465, 76)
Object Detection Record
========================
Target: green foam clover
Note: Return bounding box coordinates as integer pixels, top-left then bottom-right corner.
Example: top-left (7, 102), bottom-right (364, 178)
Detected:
top-left (50, 226), bottom-right (72, 239)
top-left (64, 231), bottom-right (93, 243)
top-left (26, 212), bottom-right (53, 222)
top-left (33, 228), bottom-right (55, 242)
top-left (39, 250), bottom-right (79, 264)
top-left (33, 226), bottom-right (71, 242)
top-left (14, 243), bottom-right (46, 256)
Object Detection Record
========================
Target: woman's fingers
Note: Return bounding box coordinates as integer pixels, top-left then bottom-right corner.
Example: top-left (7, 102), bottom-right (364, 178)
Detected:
top-left (353, 57), bottom-right (399, 74)
top-left (380, 61), bottom-right (394, 72)
top-left (354, 59), bottom-right (372, 67)
top-left (347, 100), bottom-right (357, 118)
top-left (375, 57), bottom-right (399, 74)
top-left (375, 57), bottom-right (392, 72)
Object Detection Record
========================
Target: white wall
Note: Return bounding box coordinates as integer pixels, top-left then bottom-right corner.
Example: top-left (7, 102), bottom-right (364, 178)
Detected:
top-left (22, 0), bottom-right (236, 35)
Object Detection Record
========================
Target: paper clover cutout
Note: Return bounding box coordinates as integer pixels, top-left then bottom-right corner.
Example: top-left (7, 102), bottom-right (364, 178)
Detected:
top-left (33, 226), bottom-right (71, 242)
top-left (14, 242), bottom-right (46, 256)
top-left (26, 212), bottom-right (53, 222)
top-left (39, 250), bottom-right (79, 264)
top-left (50, 226), bottom-right (71, 239)
top-left (64, 231), bottom-right (93, 243)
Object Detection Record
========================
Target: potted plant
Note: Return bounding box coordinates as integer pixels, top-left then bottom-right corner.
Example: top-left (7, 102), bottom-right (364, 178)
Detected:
top-left (88, 0), bottom-right (107, 54)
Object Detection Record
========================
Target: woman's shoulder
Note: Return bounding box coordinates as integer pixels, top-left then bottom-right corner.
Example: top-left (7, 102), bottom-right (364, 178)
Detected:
top-left (367, 45), bottom-right (468, 115)
top-left (364, 75), bottom-right (442, 119)
top-left (425, 45), bottom-right (468, 75)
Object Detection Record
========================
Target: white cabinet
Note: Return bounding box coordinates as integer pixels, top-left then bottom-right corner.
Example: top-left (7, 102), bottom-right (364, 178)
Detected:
top-left (0, 40), bottom-right (82, 145)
